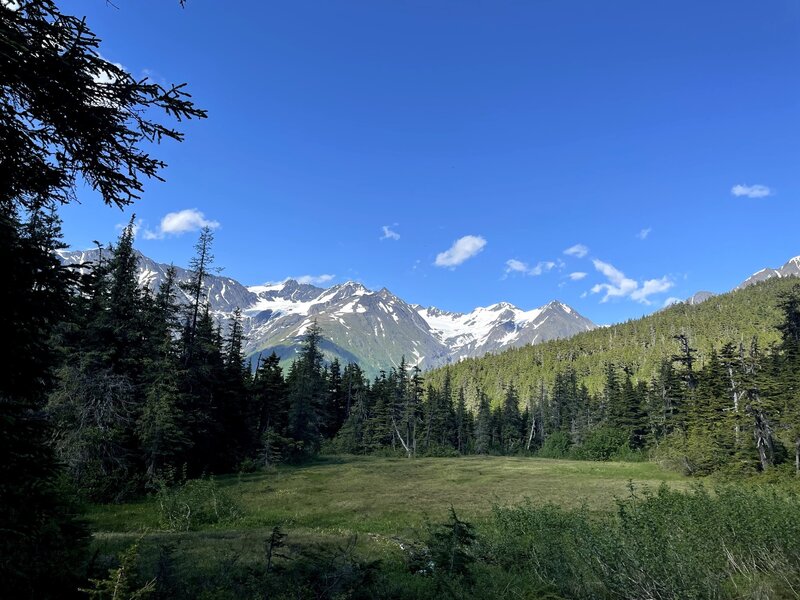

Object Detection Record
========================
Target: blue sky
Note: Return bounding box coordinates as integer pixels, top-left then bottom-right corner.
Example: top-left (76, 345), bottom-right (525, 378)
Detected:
top-left (61, 0), bottom-right (799, 324)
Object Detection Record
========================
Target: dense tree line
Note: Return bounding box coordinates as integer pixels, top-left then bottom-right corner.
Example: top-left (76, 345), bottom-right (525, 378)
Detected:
top-left (46, 221), bottom-right (800, 490)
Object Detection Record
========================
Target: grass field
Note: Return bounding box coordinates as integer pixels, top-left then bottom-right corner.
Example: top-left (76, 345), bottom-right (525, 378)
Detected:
top-left (86, 457), bottom-right (800, 599)
top-left (88, 454), bottom-right (690, 537)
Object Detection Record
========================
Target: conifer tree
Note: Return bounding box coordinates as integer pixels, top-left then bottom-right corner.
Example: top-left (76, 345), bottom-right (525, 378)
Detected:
top-left (219, 308), bottom-right (252, 467)
top-left (500, 384), bottom-right (523, 454)
top-left (474, 392), bottom-right (493, 455)
top-left (454, 388), bottom-right (472, 454)
top-left (777, 285), bottom-right (800, 473)
top-left (179, 306), bottom-right (226, 473)
top-left (0, 207), bottom-right (88, 597)
top-left (49, 222), bottom-right (146, 501)
top-left (603, 363), bottom-right (622, 431)
top-left (252, 352), bottom-right (288, 442)
top-left (181, 226), bottom-right (215, 365)
top-left (743, 338), bottom-right (778, 470)
top-left (137, 267), bottom-right (190, 482)
top-left (323, 358), bottom-right (347, 438)
top-left (286, 322), bottom-right (328, 454)
top-left (366, 373), bottom-right (393, 452)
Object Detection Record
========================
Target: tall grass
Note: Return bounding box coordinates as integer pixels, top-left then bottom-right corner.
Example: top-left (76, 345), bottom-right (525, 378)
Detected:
top-left (486, 484), bottom-right (800, 599)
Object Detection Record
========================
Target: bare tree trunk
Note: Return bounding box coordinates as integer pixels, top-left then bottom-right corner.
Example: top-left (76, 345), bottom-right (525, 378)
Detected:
top-left (751, 407), bottom-right (774, 471)
top-left (526, 407), bottom-right (536, 451)
top-left (392, 418), bottom-right (413, 458)
top-left (726, 364), bottom-right (741, 445)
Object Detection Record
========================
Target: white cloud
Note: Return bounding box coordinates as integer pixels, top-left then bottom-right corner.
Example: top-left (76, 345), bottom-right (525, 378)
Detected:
top-left (637, 227), bottom-right (652, 240)
top-left (505, 259), bottom-right (528, 274)
top-left (380, 225), bottom-right (400, 241)
top-left (663, 297), bottom-right (682, 307)
top-left (569, 271), bottom-right (587, 281)
top-left (435, 235), bottom-right (487, 268)
top-left (505, 258), bottom-right (557, 277)
top-left (564, 244), bottom-right (589, 258)
top-left (731, 184), bottom-right (772, 198)
top-left (631, 277), bottom-right (674, 303)
top-left (589, 258), bottom-right (673, 305)
top-left (1, 0), bottom-right (21, 10)
top-left (143, 209), bottom-right (220, 240)
top-left (295, 274), bottom-right (335, 285)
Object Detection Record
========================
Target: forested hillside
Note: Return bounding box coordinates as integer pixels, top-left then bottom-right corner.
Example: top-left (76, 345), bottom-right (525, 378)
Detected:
top-left (426, 277), bottom-right (796, 404)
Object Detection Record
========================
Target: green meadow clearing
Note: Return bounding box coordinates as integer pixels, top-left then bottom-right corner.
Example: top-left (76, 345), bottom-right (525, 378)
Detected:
top-left (87, 456), bottom-right (690, 589)
top-left (85, 457), bottom-right (800, 599)
top-left (88, 455), bottom-right (689, 537)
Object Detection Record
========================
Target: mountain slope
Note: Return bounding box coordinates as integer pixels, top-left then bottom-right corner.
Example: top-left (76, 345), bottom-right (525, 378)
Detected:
top-left (426, 275), bottom-right (800, 407)
top-left (57, 248), bottom-right (595, 376)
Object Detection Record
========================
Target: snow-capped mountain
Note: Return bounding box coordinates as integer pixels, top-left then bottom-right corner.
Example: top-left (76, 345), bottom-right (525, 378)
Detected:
top-left (736, 256), bottom-right (800, 290)
top-left (57, 248), bottom-right (596, 375)
top-left (415, 301), bottom-right (595, 361)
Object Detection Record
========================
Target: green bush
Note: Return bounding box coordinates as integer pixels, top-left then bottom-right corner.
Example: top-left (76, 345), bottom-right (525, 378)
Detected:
top-left (536, 431), bottom-right (572, 458)
top-left (577, 427), bottom-right (629, 461)
top-left (156, 476), bottom-right (242, 532)
top-left (653, 431), bottom-right (728, 475)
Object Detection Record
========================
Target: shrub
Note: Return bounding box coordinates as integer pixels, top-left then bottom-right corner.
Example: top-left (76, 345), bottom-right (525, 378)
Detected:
top-left (653, 431), bottom-right (728, 475)
top-left (536, 431), bottom-right (572, 458)
top-left (577, 427), bottom-right (629, 461)
top-left (156, 476), bottom-right (242, 532)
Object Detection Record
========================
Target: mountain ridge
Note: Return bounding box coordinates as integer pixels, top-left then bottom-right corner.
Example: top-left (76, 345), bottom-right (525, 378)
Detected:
top-left (57, 248), bottom-right (596, 375)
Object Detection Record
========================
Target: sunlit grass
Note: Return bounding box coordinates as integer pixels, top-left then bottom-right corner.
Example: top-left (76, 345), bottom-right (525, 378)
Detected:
top-left (88, 455), bottom-right (690, 538)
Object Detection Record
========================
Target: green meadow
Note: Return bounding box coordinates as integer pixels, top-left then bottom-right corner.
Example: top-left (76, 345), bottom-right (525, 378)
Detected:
top-left (88, 455), bottom-right (688, 536)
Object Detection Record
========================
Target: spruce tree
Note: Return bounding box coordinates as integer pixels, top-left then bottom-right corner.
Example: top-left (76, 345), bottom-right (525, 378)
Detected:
top-left (366, 373), bottom-right (393, 452)
top-left (777, 285), bottom-right (800, 473)
top-left (474, 392), bottom-right (493, 455)
top-left (180, 306), bottom-right (226, 473)
top-left (48, 222), bottom-right (146, 501)
top-left (0, 207), bottom-right (88, 597)
top-left (219, 308), bottom-right (252, 468)
top-left (500, 384), bottom-right (523, 454)
top-left (286, 322), bottom-right (328, 454)
top-left (181, 226), bottom-right (215, 365)
top-left (137, 266), bottom-right (190, 482)
top-left (454, 388), bottom-right (472, 454)
top-left (252, 352), bottom-right (288, 442)
top-left (324, 358), bottom-right (347, 438)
